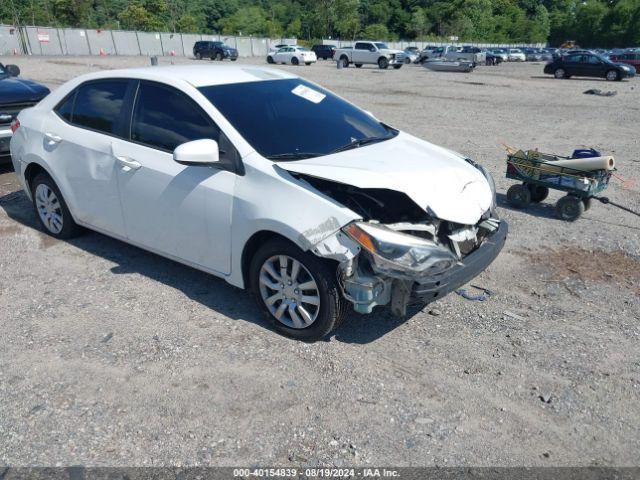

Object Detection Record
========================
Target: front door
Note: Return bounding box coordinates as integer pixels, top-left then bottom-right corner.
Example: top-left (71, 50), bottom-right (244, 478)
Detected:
top-left (115, 81), bottom-right (236, 275)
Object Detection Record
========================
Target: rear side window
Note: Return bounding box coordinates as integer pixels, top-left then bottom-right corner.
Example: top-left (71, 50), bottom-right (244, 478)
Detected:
top-left (70, 80), bottom-right (128, 135)
top-left (131, 82), bottom-right (219, 152)
top-left (55, 91), bottom-right (76, 122)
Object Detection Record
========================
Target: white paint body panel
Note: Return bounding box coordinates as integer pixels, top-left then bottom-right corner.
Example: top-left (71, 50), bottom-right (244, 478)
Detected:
top-left (11, 65), bottom-right (492, 290)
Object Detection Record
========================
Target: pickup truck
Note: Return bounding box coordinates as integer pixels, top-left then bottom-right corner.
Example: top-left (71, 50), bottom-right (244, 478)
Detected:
top-left (419, 45), bottom-right (486, 65)
top-left (335, 41), bottom-right (406, 69)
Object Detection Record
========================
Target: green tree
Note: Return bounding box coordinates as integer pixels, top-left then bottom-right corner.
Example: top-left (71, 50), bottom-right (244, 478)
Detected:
top-left (119, 3), bottom-right (164, 31)
top-left (361, 22), bottom-right (389, 39)
top-left (220, 6), bottom-right (267, 35)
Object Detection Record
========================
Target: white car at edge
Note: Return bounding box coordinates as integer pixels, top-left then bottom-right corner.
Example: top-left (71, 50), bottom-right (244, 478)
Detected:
top-left (268, 46), bottom-right (317, 66)
top-left (507, 48), bottom-right (526, 61)
top-left (10, 65), bottom-right (507, 341)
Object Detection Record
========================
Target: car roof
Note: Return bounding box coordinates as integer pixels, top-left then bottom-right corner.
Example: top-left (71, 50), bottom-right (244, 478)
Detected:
top-left (73, 65), bottom-right (298, 88)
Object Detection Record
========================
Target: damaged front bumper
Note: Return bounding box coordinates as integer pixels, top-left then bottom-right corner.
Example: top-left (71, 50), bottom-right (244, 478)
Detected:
top-left (329, 218), bottom-right (507, 317)
top-left (410, 220), bottom-right (507, 303)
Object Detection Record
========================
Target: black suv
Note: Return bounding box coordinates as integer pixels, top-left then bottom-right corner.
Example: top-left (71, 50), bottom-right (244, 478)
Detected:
top-left (1, 63), bottom-right (50, 164)
top-left (311, 44), bottom-right (336, 60)
top-left (193, 41), bottom-right (239, 61)
top-left (544, 52), bottom-right (636, 81)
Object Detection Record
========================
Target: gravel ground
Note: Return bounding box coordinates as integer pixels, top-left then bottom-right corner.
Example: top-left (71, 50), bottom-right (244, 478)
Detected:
top-left (0, 56), bottom-right (639, 467)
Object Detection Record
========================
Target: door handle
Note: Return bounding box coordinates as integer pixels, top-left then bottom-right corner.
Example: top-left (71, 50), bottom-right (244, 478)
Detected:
top-left (116, 156), bottom-right (142, 171)
top-left (44, 132), bottom-right (62, 143)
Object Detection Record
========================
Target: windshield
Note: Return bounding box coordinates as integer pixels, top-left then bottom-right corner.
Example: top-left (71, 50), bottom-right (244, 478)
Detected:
top-left (375, 43), bottom-right (388, 50)
top-left (198, 79), bottom-right (397, 160)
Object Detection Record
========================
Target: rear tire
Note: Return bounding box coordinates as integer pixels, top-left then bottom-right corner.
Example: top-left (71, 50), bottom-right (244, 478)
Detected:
top-left (404, 57), bottom-right (411, 64)
top-left (195, 52), bottom-right (202, 60)
top-left (507, 184), bottom-right (531, 209)
top-left (30, 173), bottom-right (83, 239)
top-left (215, 52), bottom-right (223, 61)
top-left (554, 68), bottom-right (566, 79)
top-left (340, 56), bottom-right (349, 68)
top-left (393, 64), bottom-right (402, 69)
top-left (355, 63), bottom-right (363, 68)
top-left (527, 184), bottom-right (549, 203)
top-left (249, 239), bottom-right (347, 341)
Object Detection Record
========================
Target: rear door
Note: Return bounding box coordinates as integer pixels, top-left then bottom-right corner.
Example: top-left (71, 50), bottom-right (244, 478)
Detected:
top-left (113, 80), bottom-right (236, 275)
top-left (563, 54), bottom-right (582, 76)
top-left (41, 79), bottom-right (132, 237)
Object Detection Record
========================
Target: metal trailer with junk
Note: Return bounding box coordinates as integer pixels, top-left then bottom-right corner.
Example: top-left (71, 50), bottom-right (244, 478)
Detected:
top-left (505, 147), bottom-right (614, 221)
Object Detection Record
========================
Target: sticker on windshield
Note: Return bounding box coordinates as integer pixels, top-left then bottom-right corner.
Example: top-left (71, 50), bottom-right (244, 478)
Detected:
top-left (291, 84), bottom-right (326, 104)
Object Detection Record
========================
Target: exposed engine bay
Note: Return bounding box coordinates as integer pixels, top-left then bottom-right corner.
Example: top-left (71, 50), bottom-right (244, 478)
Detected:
top-left (294, 173), bottom-right (503, 316)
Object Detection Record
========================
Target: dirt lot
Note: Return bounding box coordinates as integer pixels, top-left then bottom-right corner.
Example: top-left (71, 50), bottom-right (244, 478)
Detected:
top-left (0, 56), bottom-right (639, 467)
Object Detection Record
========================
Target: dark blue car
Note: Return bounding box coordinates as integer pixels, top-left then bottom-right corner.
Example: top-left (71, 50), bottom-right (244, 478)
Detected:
top-left (1, 63), bottom-right (50, 163)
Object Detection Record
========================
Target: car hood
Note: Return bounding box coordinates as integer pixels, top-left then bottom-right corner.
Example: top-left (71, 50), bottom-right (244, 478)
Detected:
top-left (0, 76), bottom-right (50, 104)
top-left (279, 132), bottom-right (493, 225)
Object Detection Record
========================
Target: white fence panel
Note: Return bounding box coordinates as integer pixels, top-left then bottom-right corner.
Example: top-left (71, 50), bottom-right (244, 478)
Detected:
top-left (181, 34), bottom-right (201, 58)
top-left (86, 29), bottom-right (116, 55)
top-left (160, 33), bottom-right (183, 56)
top-left (25, 27), bottom-right (63, 55)
top-left (137, 32), bottom-right (163, 56)
top-left (61, 28), bottom-right (91, 55)
top-left (0, 25), bottom-right (23, 55)
top-left (235, 36), bottom-right (252, 57)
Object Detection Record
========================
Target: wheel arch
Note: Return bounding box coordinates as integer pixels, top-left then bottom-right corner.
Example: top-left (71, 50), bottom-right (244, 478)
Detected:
top-left (240, 230), bottom-right (298, 291)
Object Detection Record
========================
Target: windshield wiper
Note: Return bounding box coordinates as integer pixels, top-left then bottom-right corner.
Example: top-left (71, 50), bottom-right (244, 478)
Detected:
top-left (330, 136), bottom-right (389, 154)
top-left (266, 152), bottom-right (322, 161)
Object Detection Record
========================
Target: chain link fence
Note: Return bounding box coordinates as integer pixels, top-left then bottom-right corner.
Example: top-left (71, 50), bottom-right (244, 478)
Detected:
top-left (0, 24), bottom-right (296, 57)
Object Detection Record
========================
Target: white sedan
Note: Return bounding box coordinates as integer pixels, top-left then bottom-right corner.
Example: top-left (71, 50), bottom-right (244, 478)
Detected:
top-left (10, 65), bottom-right (505, 340)
top-left (267, 46), bottom-right (317, 66)
top-left (507, 48), bottom-right (526, 61)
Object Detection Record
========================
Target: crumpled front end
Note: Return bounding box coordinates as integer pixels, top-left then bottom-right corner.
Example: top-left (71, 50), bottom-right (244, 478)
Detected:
top-left (297, 164), bottom-right (507, 316)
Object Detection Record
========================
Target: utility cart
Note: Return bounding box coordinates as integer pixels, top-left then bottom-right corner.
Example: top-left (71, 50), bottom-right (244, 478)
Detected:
top-left (505, 148), bottom-right (613, 221)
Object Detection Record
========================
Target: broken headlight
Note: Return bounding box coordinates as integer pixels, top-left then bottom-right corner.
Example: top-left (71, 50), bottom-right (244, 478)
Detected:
top-left (343, 222), bottom-right (457, 275)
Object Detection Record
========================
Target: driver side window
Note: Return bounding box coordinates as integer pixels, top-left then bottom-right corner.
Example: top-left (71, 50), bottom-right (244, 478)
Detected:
top-left (130, 81), bottom-right (237, 163)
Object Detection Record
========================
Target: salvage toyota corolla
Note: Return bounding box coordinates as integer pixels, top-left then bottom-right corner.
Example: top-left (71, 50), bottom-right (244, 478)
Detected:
top-left (10, 65), bottom-right (507, 340)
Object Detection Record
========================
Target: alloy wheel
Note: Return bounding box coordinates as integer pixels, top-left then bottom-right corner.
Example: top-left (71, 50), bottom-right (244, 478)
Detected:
top-left (258, 255), bottom-right (320, 329)
top-left (35, 183), bottom-right (63, 234)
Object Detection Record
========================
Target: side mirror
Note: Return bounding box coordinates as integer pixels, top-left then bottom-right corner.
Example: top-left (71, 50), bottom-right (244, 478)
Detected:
top-left (5, 64), bottom-right (20, 77)
top-left (174, 139), bottom-right (219, 166)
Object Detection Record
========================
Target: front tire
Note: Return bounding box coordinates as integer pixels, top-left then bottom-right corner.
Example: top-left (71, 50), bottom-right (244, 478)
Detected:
top-left (606, 69), bottom-right (620, 81)
top-left (215, 52), bottom-right (223, 61)
top-left (378, 57), bottom-right (389, 69)
top-left (507, 184), bottom-right (531, 209)
top-left (267, 56), bottom-right (274, 64)
top-left (393, 64), bottom-right (402, 69)
top-left (554, 68), bottom-right (566, 79)
top-left (291, 57), bottom-right (299, 66)
top-left (249, 239), bottom-right (347, 341)
top-left (355, 63), bottom-right (363, 68)
top-left (31, 173), bottom-right (83, 239)
top-left (556, 195), bottom-right (584, 221)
